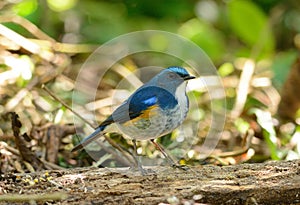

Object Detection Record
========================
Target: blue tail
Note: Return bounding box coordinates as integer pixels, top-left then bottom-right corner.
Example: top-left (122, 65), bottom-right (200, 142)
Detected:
top-left (71, 125), bottom-right (106, 152)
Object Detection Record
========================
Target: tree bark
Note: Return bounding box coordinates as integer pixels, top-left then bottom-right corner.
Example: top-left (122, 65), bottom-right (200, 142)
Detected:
top-left (0, 160), bottom-right (299, 204)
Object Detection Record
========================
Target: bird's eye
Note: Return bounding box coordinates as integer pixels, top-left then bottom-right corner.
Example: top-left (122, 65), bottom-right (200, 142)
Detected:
top-left (168, 73), bottom-right (177, 79)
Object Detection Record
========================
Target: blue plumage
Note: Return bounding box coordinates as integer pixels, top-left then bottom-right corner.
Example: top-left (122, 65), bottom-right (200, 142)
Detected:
top-left (72, 66), bottom-right (195, 173)
top-left (142, 95), bottom-right (157, 106)
top-left (167, 66), bottom-right (190, 78)
top-left (129, 86), bottom-right (178, 114)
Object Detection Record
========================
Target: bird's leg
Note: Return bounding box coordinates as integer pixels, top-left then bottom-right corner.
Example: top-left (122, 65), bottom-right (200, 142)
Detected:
top-left (150, 139), bottom-right (177, 166)
top-left (131, 139), bottom-right (147, 175)
top-left (150, 139), bottom-right (188, 170)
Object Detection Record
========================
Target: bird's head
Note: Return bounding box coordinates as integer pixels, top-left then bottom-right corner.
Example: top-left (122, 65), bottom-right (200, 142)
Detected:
top-left (165, 66), bottom-right (195, 81)
top-left (151, 66), bottom-right (195, 92)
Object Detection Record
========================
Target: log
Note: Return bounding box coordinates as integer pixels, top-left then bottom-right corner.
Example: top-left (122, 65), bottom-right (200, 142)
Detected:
top-left (0, 160), bottom-right (299, 204)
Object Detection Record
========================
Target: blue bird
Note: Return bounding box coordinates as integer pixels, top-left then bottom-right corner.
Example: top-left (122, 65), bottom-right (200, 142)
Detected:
top-left (72, 66), bottom-right (195, 173)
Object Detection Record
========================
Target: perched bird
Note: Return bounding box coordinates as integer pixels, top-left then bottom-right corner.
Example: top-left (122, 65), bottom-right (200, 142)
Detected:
top-left (72, 66), bottom-right (195, 173)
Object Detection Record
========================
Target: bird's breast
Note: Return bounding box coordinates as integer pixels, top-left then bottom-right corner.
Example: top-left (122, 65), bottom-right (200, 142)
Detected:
top-left (115, 92), bottom-right (189, 141)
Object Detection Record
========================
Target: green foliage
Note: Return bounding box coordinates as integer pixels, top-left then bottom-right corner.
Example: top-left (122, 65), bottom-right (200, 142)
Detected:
top-left (47, 0), bottom-right (77, 12)
top-left (250, 108), bottom-right (281, 160)
top-left (234, 118), bottom-right (249, 135)
top-left (272, 51), bottom-right (298, 88)
top-left (218, 62), bottom-right (234, 77)
top-left (228, 0), bottom-right (275, 58)
top-left (178, 18), bottom-right (226, 62)
top-left (2, 0), bottom-right (300, 170)
top-left (12, 0), bottom-right (38, 16)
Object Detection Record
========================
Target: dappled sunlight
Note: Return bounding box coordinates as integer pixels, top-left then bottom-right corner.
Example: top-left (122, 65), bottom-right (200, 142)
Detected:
top-left (0, 0), bottom-right (299, 176)
top-left (0, 0), bottom-right (300, 204)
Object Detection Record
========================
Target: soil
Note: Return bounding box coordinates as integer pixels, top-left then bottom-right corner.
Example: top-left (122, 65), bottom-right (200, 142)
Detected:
top-left (0, 160), bottom-right (300, 205)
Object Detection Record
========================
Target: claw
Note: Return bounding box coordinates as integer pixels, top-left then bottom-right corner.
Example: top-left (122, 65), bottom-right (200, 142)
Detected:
top-left (129, 165), bottom-right (156, 175)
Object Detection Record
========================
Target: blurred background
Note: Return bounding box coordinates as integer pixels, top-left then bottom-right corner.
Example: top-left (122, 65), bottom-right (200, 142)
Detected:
top-left (1, 0), bottom-right (300, 172)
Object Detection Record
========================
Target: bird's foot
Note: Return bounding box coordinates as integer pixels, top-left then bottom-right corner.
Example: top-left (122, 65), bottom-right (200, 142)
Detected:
top-left (129, 165), bottom-right (156, 175)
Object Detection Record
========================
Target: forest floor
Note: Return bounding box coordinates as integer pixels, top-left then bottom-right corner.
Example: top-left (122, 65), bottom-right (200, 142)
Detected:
top-left (0, 160), bottom-right (299, 204)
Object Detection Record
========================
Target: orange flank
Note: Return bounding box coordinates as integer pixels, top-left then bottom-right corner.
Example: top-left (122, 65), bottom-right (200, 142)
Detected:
top-left (124, 105), bottom-right (159, 125)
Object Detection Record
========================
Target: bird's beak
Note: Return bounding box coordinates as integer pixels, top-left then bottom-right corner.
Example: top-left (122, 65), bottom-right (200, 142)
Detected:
top-left (184, 76), bottom-right (196, 81)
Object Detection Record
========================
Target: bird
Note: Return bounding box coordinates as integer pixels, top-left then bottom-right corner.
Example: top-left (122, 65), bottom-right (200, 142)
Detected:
top-left (72, 66), bottom-right (195, 173)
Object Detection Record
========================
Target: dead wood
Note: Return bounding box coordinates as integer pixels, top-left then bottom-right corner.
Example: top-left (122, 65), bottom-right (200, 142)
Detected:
top-left (0, 160), bottom-right (299, 204)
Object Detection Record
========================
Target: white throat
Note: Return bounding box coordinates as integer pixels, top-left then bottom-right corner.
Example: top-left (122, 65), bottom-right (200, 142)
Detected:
top-left (175, 81), bottom-right (188, 108)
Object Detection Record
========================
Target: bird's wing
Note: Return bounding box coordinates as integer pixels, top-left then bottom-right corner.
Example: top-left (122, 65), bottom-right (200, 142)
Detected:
top-left (72, 86), bottom-right (178, 152)
top-left (111, 86), bottom-right (178, 124)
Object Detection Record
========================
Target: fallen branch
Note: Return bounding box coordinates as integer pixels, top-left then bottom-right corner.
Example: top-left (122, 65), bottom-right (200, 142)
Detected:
top-left (1, 160), bottom-right (299, 204)
top-left (9, 112), bottom-right (44, 171)
top-left (0, 192), bottom-right (68, 202)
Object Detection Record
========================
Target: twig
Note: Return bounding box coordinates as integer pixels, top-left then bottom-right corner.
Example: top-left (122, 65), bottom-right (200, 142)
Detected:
top-left (13, 160), bottom-right (24, 173)
top-left (10, 112), bottom-right (44, 170)
top-left (0, 192), bottom-right (68, 202)
top-left (40, 159), bottom-right (66, 170)
top-left (0, 14), bottom-right (97, 53)
top-left (0, 24), bottom-right (54, 61)
top-left (42, 85), bottom-right (94, 128)
top-left (42, 85), bottom-right (135, 166)
top-left (23, 161), bottom-right (35, 173)
top-left (30, 39), bottom-right (97, 53)
top-left (0, 14), bottom-right (55, 42)
top-left (207, 155), bottom-right (230, 166)
top-left (207, 129), bottom-right (254, 159)
top-left (231, 60), bottom-right (255, 118)
top-left (0, 141), bottom-right (66, 170)
top-left (4, 49), bottom-right (70, 111)
top-left (0, 141), bottom-right (20, 155)
top-left (47, 180), bottom-right (69, 191)
top-left (111, 63), bottom-right (143, 89)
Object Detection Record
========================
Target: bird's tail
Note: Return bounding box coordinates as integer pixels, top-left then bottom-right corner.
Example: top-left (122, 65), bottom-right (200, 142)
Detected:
top-left (71, 126), bottom-right (106, 152)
